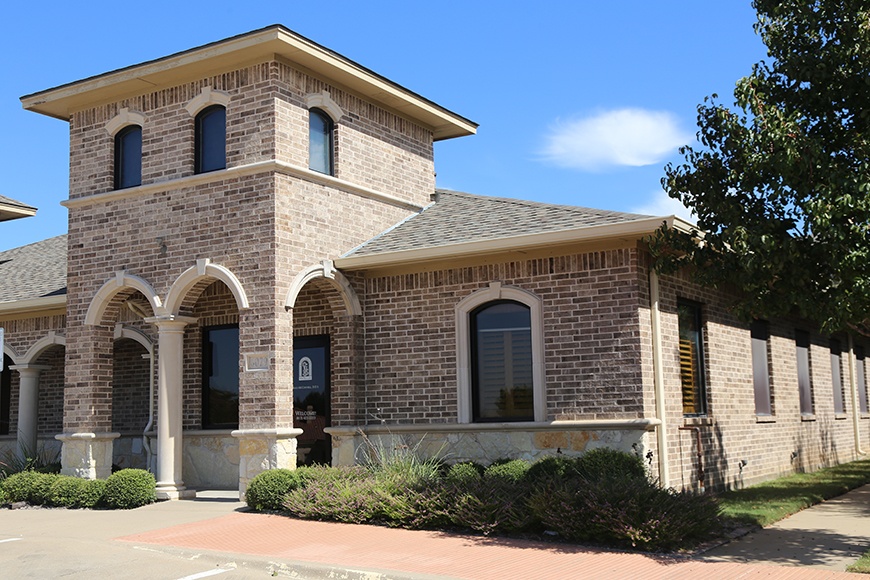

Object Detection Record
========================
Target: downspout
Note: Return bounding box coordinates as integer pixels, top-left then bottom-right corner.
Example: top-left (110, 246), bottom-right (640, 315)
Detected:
top-left (848, 335), bottom-right (865, 455)
top-left (142, 351), bottom-right (156, 472)
top-left (649, 269), bottom-right (670, 487)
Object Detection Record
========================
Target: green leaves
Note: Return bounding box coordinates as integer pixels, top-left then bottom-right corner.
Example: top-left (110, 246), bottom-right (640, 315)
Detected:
top-left (654, 0), bottom-right (870, 334)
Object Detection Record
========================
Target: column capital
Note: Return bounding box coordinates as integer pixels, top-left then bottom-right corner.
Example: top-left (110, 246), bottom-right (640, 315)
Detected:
top-left (8, 364), bottom-right (52, 375)
top-left (145, 315), bottom-right (197, 330)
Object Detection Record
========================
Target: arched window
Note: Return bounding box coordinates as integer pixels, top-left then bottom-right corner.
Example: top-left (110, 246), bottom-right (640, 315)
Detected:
top-left (195, 105), bottom-right (226, 174)
top-left (114, 125), bottom-right (142, 189)
top-left (456, 282), bottom-right (545, 423)
top-left (471, 301), bottom-right (534, 422)
top-left (309, 108), bottom-right (334, 175)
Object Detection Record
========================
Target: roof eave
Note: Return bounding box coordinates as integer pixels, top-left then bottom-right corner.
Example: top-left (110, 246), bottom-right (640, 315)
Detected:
top-left (0, 203), bottom-right (37, 222)
top-left (0, 295), bottom-right (66, 316)
top-left (336, 215), bottom-right (684, 271)
top-left (20, 25), bottom-right (477, 140)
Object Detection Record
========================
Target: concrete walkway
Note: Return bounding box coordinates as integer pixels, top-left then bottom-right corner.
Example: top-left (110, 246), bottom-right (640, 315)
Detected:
top-left (1, 487), bottom-right (868, 579)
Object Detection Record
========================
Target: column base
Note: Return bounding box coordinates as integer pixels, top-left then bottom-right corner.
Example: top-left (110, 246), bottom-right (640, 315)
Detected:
top-left (231, 428), bottom-right (302, 494)
top-left (155, 484), bottom-right (197, 500)
top-left (56, 432), bottom-right (120, 480)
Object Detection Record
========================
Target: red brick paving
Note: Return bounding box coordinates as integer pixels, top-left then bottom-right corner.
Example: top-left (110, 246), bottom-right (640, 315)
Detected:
top-left (118, 512), bottom-right (863, 579)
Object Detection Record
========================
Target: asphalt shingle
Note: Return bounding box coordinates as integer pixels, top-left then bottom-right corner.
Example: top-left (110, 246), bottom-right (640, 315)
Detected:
top-left (0, 234), bottom-right (67, 303)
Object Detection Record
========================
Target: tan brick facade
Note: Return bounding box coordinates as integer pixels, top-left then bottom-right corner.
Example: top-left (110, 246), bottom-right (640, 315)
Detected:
top-left (4, 26), bottom-right (866, 495)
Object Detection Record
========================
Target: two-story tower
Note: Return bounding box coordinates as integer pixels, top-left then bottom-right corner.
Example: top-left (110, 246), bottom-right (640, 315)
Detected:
top-left (22, 25), bottom-right (476, 497)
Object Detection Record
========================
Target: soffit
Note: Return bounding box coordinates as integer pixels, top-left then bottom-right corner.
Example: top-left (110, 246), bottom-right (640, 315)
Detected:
top-left (20, 25), bottom-right (477, 141)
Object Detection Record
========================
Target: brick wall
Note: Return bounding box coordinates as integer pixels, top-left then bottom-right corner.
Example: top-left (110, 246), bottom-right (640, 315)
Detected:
top-left (355, 247), bottom-right (647, 425)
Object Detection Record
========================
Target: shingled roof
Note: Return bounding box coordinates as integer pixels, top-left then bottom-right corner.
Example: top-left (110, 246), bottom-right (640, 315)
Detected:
top-left (0, 194), bottom-right (37, 222)
top-left (0, 235), bottom-right (67, 303)
top-left (344, 189), bottom-right (655, 257)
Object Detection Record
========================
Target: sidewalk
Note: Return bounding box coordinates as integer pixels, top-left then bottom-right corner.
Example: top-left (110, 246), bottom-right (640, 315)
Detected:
top-left (3, 487), bottom-right (868, 579)
top-left (112, 486), bottom-right (870, 579)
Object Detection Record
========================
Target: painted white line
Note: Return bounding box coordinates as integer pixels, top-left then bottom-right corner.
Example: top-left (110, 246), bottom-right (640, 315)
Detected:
top-left (0, 538), bottom-right (22, 544)
top-left (176, 569), bottom-right (230, 580)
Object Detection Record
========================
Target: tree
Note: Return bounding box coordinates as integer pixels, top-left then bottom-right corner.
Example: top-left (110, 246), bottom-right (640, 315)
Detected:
top-left (653, 0), bottom-right (870, 335)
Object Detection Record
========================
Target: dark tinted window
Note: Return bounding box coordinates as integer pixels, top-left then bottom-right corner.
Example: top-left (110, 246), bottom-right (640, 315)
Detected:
top-left (114, 125), bottom-right (142, 189)
top-left (203, 325), bottom-right (239, 428)
top-left (195, 106), bottom-right (226, 174)
top-left (796, 330), bottom-right (813, 415)
top-left (678, 300), bottom-right (707, 415)
top-left (309, 108), bottom-right (334, 175)
top-left (751, 320), bottom-right (772, 415)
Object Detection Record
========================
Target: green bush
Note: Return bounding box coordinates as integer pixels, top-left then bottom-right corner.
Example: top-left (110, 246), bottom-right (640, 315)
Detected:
top-left (0, 483), bottom-right (7, 504)
top-left (79, 479), bottom-right (107, 509)
top-left (30, 473), bottom-right (59, 505)
top-left (525, 455), bottom-right (580, 484)
top-left (528, 475), bottom-right (721, 551)
top-left (575, 448), bottom-right (646, 481)
top-left (3, 471), bottom-right (44, 503)
top-left (284, 475), bottom-right (386, 523)
top-left (484, 459), bottom-right (530, 483)
top-left (444, 461), bottom-right (483, 484)
top-left (447, 476), bottom-right (537, 535)
top-left (103, 469), bottom-right (156, 509)
top-left (245, 469), bottom-right (303, 511)
top-left (48, 476), bottom-right (87, 507)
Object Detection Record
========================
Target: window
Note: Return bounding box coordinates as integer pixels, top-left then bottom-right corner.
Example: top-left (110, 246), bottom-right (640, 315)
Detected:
top-left (202, 325), bottom-right (239, 428)
top-left (857, 346), bottom-right (869, 415)
top-left (830, 339), bottom-right (845, 414)
top-left (309, 108), bottom-right (334, 175)
top-left (0, 355), bottom-right (11, 436)
top-left (678, 300), bottom-right (706, 416)
top-left (796, 330), bottom-right (814, 415)
top-left (471, 301), bottom-right (533, 421)
top-left (195, 105), bottom-right (226, 174)
top-left (751, 320), bottom-right (772, 415)
top-left (114, 125), bottom-right (142, 189)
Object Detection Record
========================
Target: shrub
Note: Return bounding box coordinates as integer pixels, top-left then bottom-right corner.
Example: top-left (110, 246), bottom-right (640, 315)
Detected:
top-left (444, 461), bottom-right (483, 484)
top-left (103, 469), bottom-right (156, 509)
top-left (48, 476), bottom-right (87, 507)
top-left (30, 473), bottom-right (59, 505)
top-left (284, 475), bottom-right (386, 523)
top-left (528, 475), bottom-right (721, 551)
top-left (245, 469), bottom-right (302, 511)
top-left (447, 476), bottom-right (536, 535)
top-left (79, 479), bottom-right (107, 509)
top-left (575, 448), bottom-right (646, 481)
top-left (525, 455), bottom-right (581, 485)
top-left (484, 459), bottom-right (530, 483)
top-left (3, 471), bottom-right (44, 503)
top-left (0, 484), bottom-right (7, 504)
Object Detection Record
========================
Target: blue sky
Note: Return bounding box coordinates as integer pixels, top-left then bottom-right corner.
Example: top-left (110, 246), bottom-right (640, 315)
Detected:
top-left (0, 1), bottom-right (767, 252)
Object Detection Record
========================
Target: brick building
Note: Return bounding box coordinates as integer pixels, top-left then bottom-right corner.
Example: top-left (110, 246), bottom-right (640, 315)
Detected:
top-left (1, 26), bottom-right (867, 498)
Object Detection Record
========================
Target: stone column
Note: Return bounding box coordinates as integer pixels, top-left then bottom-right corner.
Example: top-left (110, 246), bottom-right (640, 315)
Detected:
top-left (231, 428), bottom-right (302, 496)
top-left (147, 316), bottom-right (197, 500)
top-left (9, 365), bottom-right (51, 461)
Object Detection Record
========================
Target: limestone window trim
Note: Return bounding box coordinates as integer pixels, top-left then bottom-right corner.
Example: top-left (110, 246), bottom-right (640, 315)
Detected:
top-left (304, 91), bottom-right (343, 123)
top-left (184, 86), bottom-right (231, 118)
top-left (455, 282), bottom-right (546, 424)
top-left (105, 107), bottom-right (147, 136)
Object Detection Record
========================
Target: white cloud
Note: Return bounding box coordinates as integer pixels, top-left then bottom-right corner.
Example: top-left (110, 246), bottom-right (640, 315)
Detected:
top-left (540, 108), bottom-right (690, 170)
top-left (633, 189), bottom-right (696, 223)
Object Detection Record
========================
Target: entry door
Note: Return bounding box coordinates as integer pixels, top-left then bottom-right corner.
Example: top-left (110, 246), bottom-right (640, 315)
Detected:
top-left (293, 335), bottom-right (330, 465)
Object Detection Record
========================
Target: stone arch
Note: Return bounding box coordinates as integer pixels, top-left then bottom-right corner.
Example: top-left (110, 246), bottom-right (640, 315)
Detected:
top-left (114, 324), bottom-right (154, 356)
top-left (184, 86), bottom-right (231, 117)
top-left (285, 260), bottom-right (361, 316)
top-left (21, 331), bottom-right (66, 364)
top-left (305, 91), bottom-right (343, 123)
top-left (105, 107), bottom-right (147, 136)
top-left (165, 259), bottom-right (249, 316)
top-left (85, 272), bottom-right (163, 326)
top-left (3, 342), bottom-right (20, 366)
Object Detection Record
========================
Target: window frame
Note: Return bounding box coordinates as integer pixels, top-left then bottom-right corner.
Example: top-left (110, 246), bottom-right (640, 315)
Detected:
top-left (856, 345), bottom-right (869, 415)
top-left (470, 300), bottom-right (534, 422)
top-left (751, 320), bottom-right (773, 416)
top-left (677, 299), bottom-right (707, 417)
top-left (194, 105), bottom-right (227, 174)
top-left (455, 283), bottom-right (545, 423)
top-left (830, 338), bottom-right (846, 415)
top-left (114, 124), bottom-right (142, 190)
top-left (0, 355), bottom-right (11, 436)
top-left (201, 324), bottom-right (240, 429)
top-left (308, 107), bottom-right (335, 176)
top-left (796, 329), bottom-right (814, 416)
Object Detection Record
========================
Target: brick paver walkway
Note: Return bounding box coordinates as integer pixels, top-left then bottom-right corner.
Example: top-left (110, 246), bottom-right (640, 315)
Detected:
top-left (120, 511), bottom-right (864, 579)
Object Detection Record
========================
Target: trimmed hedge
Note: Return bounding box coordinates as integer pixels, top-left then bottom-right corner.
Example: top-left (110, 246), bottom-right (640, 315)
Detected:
top-left (245, 468), bottom-right (303, 511)
top-left (1, 469), bottom-right (152, 509)
top-left (103, 469), bottom-right (156, 509)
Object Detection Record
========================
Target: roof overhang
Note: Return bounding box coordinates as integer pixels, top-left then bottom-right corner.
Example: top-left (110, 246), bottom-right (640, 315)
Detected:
top-left (20, 25), bottom-right (478, 141)
top-left (0, 198), bottom-right (37, 222)
top-left (0, 295), bottom-right (66, 317)
top-left (336, 215), bottom-right (696, 271)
